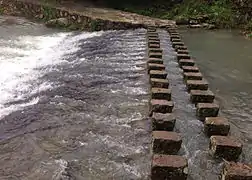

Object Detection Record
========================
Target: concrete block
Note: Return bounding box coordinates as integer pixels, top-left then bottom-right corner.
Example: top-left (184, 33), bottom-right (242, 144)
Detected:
top-left (172, 42), bottom-right (184, 48)
top-left (221, 162), bottom-right (252, 180)
top-left (179, 59), bottom-right (195, 67)
top-left (175, 45), bottom-right (187, 51)
top-left (151, 88), bottom-right (171, 100)
top-left (149, 43), bottom-right (160, 48)
top-left (152, 154), bottom-right (188, 180)
top-left (152, 131), bottom-right (182, 154)
top-left (171, 39), bottom-right (182, 43)
top-left (183, 72), bottom-right (203, 81)
top-left (149, 52), bottom-right (162, 59)
top-left (182, 66), bottom-right (199, 73)
top-left (204, 117), bottom-right (230, 136)
top-left (196, 103), bottom-right (219, 120)
top-left (148, 37), bottom-right (160, 42)
top-left (170, 35), bottom-right (181, 40)
top-left (177, 49), bottom-right (189, 54)
top-left (177, 54), bottom-right (190, 61)
top-left (148, 63), bottom-right (165, 73)
top-left (170, 32), bottom-right (180, 36)
top-left (150, 99), bottom-right (174, 114)
top-left (148, 58), bottom-right (163, 64)
top-left (150, 78), bottom-right (169, 88)
top-left (209, 136), bottom-right (243, 161)
top-left (150, 70), bottom-right (167, 79)
top-left (148, 48), bottom-right (163, 54)
top-left (186, 80), bottom-right (208, 92)
top-left (190, 90), bottom-right (214, 103)
top-left (152, 113), bottom-right (175, 131)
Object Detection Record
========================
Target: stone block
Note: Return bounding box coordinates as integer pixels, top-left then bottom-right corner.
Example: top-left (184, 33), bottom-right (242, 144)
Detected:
top-left (175, 45), bottom-right (188, 51)
top-left (150, 70), bottom-right (167, 79)
top-left (149, 43), bottom-right (160, 48)
top-left (186, 80), bottom-right (208, 92)
top-left (170, 32), bottom-right (180, 36)
top-left (221, 162), bottom-right (252, 180)
top-left (152, 154), bottom-right (188, 180)
top-left (149, 52), bottom-right (162, 59)
top-left (179, 59), bottom-right (195, 67)
top-left (171, 39), bottom-right (182, 43)
top-left (204, 117), bottom-right (230, 136)
top-left (209, 136), bottom-right (243, 161)
top-left (150, 99), bottom-right (174, 114)
top-left (149, 40), bottom-right (160, 45)
top-left (190, 90), bottom-right (214, 103)
top-left (152, 131), bottom-right (182, 154)
top-left (148, 37), bottom-right (160, 42)
top-left (151, 88), bottom-right (171, 100)
top-left (148, 63), bottom-right (165, 73)
top-left (182, 66), bottom-right (199, 73)
top-left (177, 49), bottom-right (189, 54)
top-left (196, 103), bottom-right (219, 120)
top-left (183, 72), bottom-right (203, 81)
top-left (150, 78), bottom-right (169, 88)
top-left (177, 54), bottom-right (190, 61)
top-left (170, 35), bottom-right (181, 40)
top-left (172, 42), bottom-right (184, 48)
top-left (148, 48), bottom-right (163, 54)
top-left (148, 58), bottom-right (163, 64)
top-left (152, 113), bottom-right (176, 131)
top-left (147, 33), bottom-right (159, 39)
top-left (147, 29), bottom-right (156, 33)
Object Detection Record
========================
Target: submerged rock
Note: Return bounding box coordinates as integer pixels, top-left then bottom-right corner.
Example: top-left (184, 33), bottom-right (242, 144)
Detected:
top-left (45, 18), bottom-right (69, 28)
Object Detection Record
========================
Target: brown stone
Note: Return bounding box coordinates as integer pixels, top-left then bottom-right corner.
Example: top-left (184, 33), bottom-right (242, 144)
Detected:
top-left (148, 37), bottom-right (160, 42)
top-left (148, 40), bottom-right (160, 47)
top-left (183, 72), bottom-right (203, 81)
top-left (209, 136), bottom-right (243, 161)
top-left (152, 131), bottom-right (182, 154)
top-left (221, 162), bottom-right (252, 180)
top-left (151, 88), bottom-right (171, 100)
top-left (182, 66), bottom-right (199, 73)
top-left (150, 70), bottom-right (167, 79)
top-left (148, 29), bottom-right (156, 33)
top-left (148, 63), bottom-right (165, 73)
top-left (175, 45), bottom-right (188, 51)
top-left (168, 29), bottom-right (178, 34)
top-left (186, 80), bottom-right (208, 92)
top-left (172, 42), bottom-right (184, 48)
top-left (149, 52), bottom-right (162, 59)
top-left (190, 89), bottom-right (214, 103)
top-left (152, 113), bottom-right (176, 131)
top-left (177, 54), bottom-right (190, 61)
top-left (196, 103), bottom-right (219, 121)
top-left (147, 33), bottom-right (159, 39)
top-left (148, 58), bottom-right (163, 64)
top-left (170, 35), bottom-right (181, 40)
top-left (149, 43), bottom-right (160, 48)
top-left (177, 49), bottom-right (189, 54)
top-left (150, 78), bottom-right (169, 88)
top-left (204, 117), bottom-right (230, 136)
top-left (150, 99), bottom-right (174, 114)
top-left (179, 59), bottom-right (195, 67)
top-left (152, 154), bottom-right (188, 180)
top-left (148, 48), bottom-right (163, 54)
top-left (171, 39), bottom-right (182, 43)
top-left (170, 32), bottom-right (180, 36)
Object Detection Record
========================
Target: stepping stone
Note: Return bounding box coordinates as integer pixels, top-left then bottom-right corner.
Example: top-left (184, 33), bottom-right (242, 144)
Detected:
top-left (183, 72), bottom-right (203, 81)
top-left (148, 63), bottom-right (165, 73)
top-left (149, 43), bottom-right (160, 48)
top-left (221, 162), bottom-right (252, 180)
top-left (170, 32), bottom-right (180, 36)
top-left (152, 131), bottom-right (182, 154)
top-left (152, 113), bottom-right (176, 131)
top-left (172, 42), bottom-right (184, 48)
top-left (182, 66), bottom-right (199, 73)
top-left (148, 37), bottom-right (160, 41)
top-left (148, 40), bottom-right (160, 46)
top-left (151, 88), bottom-right (171, 100)
top-left (168, 29), bottom-right (178, 33)
top-left (204, 117), bottom-right (230, 136)
top-left (186, 80), bottom-right (208, 92)
top-left (149, 52), bottom-right (162, 59)
top-left (148, 48), bottom-right (163, 54)
top-left (150, 99), bottom-right (174, 114)
top-left (171, 39), bottom-right (182, 43)
top-left (177, 54), bottom-right (190, 61)
top-left (147, 32), bottom-right (158, 36)
top-left (209, 136), bottom-right (243, 161)
top-left (148, 34), bottom-right (159, 39)
top-left (148, 58), bottom-right (163, 64)
top-left (175, 45), bottom-right (187, 51)
top-left (179, 59), bottom-right (195, 67)
top-left (170, 35), bottom-right (181, 40)
top-left (150, 70), bottom-right (167, 79)
top-left (147, 29), bottom-right (156, 33)
top-left (177, 49), bottom-right (189, 54)
top-left (196, 103), bottom-right (219, 121)
top-left (150, 78), bottom-right (169, 88)
top-left (190, 89), bottom-right (214, 103)
top-left (152, 154), bottom-right (188, 180)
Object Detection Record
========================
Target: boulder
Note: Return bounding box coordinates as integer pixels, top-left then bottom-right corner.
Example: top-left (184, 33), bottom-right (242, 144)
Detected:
top-left (45, 18), bottom-right (69, 28)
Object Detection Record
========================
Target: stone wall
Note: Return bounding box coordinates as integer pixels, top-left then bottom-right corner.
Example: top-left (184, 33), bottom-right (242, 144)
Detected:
top-left (0, 0), bottom-right (144, 31)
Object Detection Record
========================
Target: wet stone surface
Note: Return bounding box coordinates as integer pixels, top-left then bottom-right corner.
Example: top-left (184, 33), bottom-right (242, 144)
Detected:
top-left (221, 162), bottom-right (252, 180)
top-left (152, 113), bottom-right (176, 131)
top-left (204, 117), bottom-right (230, 136)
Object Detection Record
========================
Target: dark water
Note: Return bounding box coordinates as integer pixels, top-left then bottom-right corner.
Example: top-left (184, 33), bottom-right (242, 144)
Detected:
top-left (0, 16), bottom-right (150, 180)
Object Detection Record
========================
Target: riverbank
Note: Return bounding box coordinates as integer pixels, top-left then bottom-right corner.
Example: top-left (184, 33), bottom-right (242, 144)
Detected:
top-left (0, 0), bottom-right (175, 31)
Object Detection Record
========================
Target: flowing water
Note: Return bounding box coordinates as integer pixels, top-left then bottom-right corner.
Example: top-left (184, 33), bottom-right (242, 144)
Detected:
top-left (0, 16), bottom-right (151, 180)
top-left (0, 15), bottom-right (251, 180)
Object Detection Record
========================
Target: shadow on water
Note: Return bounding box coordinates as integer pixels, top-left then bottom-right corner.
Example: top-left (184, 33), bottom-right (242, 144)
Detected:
top-left (0, 16), bottom-right (150, 180)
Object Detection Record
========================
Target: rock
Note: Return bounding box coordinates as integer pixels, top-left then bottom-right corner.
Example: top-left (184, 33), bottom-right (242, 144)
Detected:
top-left (196, 103), bottom-right (219, 121)
top-left (45, 18), bottom-right (69, 28)
top-left (152, 113), bottom-right (175, 131)
top-left (151, 88), bottom-right (171, 100)
top-left (190, 90), bottom-right (215, 103)
top-left (204, 117), bottom-right (230, 136)
top-left (221, 162), bottom-right (252, 180)
top-left (150, 78), bottom-right (169, 88)
top-left (176, 18), bottom-right (189, 25)
top-left (149, 99), bottom-right (174, 115)
top-left (189, 24), bottom-right (202, 28)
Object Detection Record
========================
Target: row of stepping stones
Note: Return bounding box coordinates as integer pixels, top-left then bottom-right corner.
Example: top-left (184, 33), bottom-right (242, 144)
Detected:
top-left (147, 27), bottom-right (188, 180)
top-left (167, 26), bottom-right (252, 180)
